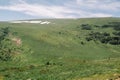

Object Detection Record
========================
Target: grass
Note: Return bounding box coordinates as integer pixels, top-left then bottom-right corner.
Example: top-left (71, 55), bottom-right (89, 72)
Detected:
top-left (0, 17), bottom-right (120, 80)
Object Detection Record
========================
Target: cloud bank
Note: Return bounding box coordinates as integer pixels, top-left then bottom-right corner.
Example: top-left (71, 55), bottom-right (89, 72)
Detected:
top-left (0, 0), bottom-right (120, 18)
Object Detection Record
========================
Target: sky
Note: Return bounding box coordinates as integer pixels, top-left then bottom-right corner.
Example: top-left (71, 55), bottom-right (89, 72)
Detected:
top-left (0, 0), bottom-right (120, 21)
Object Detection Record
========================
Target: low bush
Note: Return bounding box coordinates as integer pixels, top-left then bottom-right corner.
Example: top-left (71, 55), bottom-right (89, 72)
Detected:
top-left (0, 27), bottom-right (32, 61)
top-left (81, 24), bottom-right (92, 30)
top-left (86, 31), bottom-right (120, 45)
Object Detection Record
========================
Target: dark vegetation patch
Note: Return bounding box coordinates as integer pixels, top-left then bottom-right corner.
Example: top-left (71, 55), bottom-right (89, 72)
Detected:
top-left (101, 22), bottom-right (120, 31)
top-left (86, 31), bottom-right (120, 45)
top-left (76, 22), bottom-right (120, 45)
top-left (113, 31), bottom-right (120, 36)
top-left (81, 24), bottom-right (92, 30)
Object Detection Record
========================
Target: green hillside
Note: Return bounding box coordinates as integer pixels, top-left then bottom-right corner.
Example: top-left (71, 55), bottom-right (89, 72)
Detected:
top-left (0, 17), bottom-right (120, 80)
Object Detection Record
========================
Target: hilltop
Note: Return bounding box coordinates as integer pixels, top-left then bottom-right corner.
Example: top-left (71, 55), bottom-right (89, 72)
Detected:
top-left (0, 17), bottom-right (120, 80)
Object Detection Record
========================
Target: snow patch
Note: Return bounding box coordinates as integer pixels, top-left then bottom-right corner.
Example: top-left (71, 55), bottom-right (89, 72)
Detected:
top-left (40, 21), bottom-right (50, 24)
top-left (9, 20), bottom-right (51, 24)
top-left (29, 21), bottom-right (41, 23)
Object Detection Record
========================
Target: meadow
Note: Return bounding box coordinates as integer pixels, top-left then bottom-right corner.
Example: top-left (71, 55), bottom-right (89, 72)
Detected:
top-left (0, 17), bottom-right (120, 80)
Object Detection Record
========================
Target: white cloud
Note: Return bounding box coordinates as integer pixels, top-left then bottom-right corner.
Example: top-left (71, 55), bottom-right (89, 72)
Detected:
top-left (89, 13), bottom-right (112, 17)
top-left (0, 0), bottom-right (115, 18)
top-left (0, 1), bottom-right (76, 18)
top-left (76, 0), bottom-right (120, 11)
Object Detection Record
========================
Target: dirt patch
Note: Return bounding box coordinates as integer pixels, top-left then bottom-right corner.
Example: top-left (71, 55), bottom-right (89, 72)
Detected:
top-left (106, 74), bottom-right (120, 80)
top-left (0, 75), bottom-right (4, 80)
top-left (12, 37), bottom-right (22, 45)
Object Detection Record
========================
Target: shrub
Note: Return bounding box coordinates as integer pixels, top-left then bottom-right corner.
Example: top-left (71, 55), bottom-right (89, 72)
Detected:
top-left (81, 24), bottom-right (92, 30)
top-left (81, 41), bottom-right (85, 45)
top-left (0, 27), bottom-right (32, 61)
top-left (86, 37), bottom-right (92, 41)
top-left (86, 31), bottom-right (120, 45)
top-left (113, 32), bottom-right (120, 36)
top-left (103, 32), bottom-right (110, 36)
top-left (114, 26), bottom-right (120, 31)
top-left (101, 25), bottom-right (110, 28)
top-left (94, 25), bottom-right (101, 28)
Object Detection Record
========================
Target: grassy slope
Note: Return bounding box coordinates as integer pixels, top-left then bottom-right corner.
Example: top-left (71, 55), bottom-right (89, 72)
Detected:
top-left (0, 17), bottom-right (120, 80)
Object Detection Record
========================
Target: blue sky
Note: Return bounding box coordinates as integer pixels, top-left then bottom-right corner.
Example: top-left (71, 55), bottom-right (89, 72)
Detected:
top-left (0, 0), bottom-right (120, 21)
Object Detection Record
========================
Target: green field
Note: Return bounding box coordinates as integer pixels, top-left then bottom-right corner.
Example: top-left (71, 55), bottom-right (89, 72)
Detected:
top-left (0, 17), bottom-right (120, 80)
